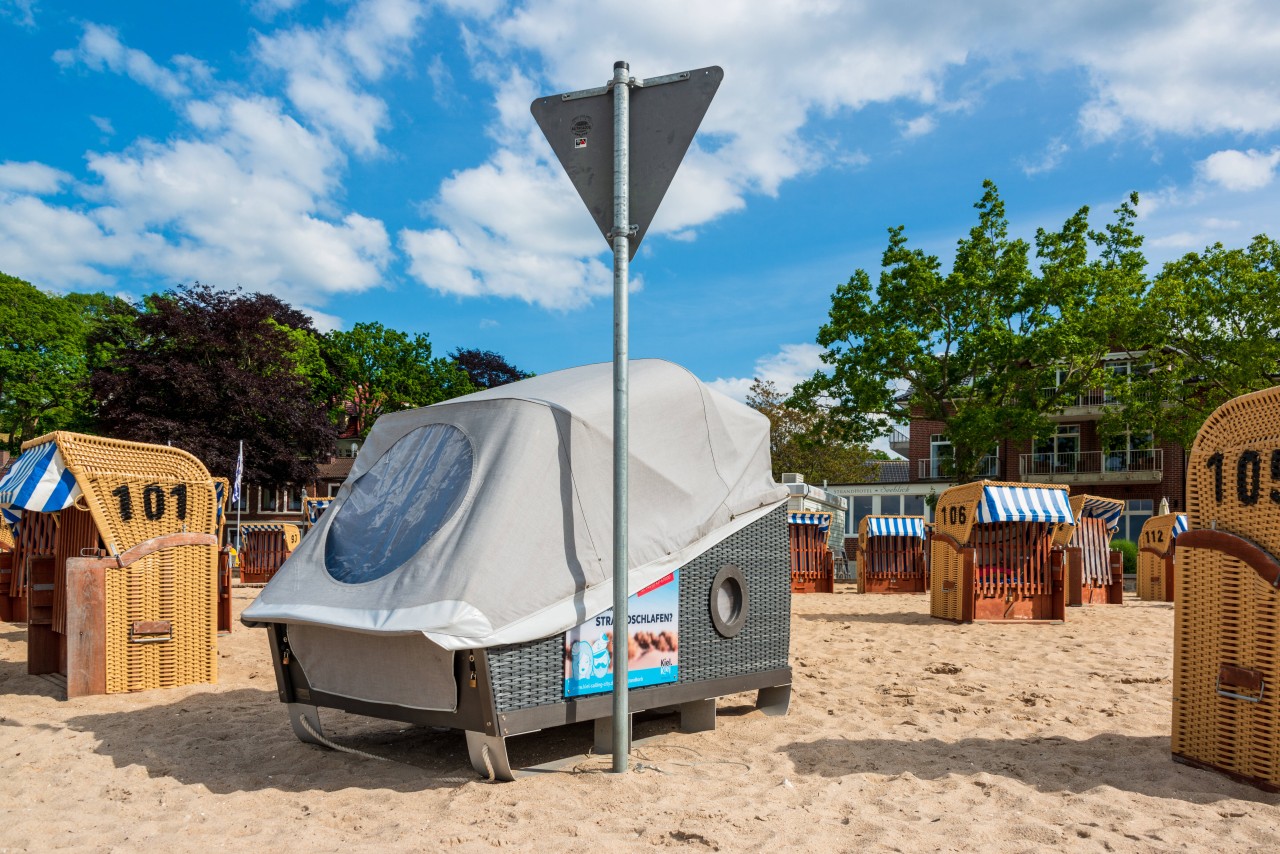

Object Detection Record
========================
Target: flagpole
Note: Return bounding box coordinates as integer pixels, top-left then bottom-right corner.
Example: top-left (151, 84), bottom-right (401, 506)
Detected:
top-left (235, 440), bottom-right (243, 553)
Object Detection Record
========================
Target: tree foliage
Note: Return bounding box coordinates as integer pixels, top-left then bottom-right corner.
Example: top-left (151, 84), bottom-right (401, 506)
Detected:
top-left (797, 182), bottom-right (1148, 482)
top-left (91, 283), bottom-right (336, 486)
top-left (1106, 235), bottom-right (1280, 448)
top-left (449, 347), bottom-right (533, 389)
top-left (747, 379), bottom-right (878, 483)
top-left (322, 322), bottom-right (476, 438)
top-left (0, 273), bottom-right (100, 452)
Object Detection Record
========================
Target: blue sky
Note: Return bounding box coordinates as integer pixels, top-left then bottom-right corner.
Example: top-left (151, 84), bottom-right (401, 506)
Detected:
top-left (4, 0), bottom-right (1280, 415)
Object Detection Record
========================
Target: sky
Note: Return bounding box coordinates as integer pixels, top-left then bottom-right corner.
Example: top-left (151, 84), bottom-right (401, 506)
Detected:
top-left (4, 0), bottom-right (1280, 424)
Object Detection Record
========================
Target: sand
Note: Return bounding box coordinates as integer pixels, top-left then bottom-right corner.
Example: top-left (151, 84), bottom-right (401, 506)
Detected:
top-left (2, 587), bottom-right (1278, 853)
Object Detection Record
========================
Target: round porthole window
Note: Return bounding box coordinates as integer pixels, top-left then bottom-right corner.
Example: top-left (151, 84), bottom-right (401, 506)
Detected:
top-left (709, 564), bottom-right (749, 638)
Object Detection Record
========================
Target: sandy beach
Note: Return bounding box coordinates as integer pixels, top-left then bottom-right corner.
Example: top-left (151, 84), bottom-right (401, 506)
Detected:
top-left (2, 587), bottom-right (1278, 853)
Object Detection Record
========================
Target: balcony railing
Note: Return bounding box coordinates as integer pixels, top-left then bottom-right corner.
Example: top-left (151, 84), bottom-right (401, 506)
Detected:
top-left (918, 455), bottom-right (1000, 481)
top-left (1019, 448), bottom-right (1163, 482)
top-left (889, 428), bottom-right (910, 453)
top-left (1050, 387), bottom-right (1157, 408)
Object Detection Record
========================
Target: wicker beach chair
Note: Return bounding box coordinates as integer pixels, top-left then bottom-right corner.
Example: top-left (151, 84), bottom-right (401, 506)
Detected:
top-left (856, 515), bottom-right (928, 594)
top-left (789, 512), bottom-right (834, 593)
top-left (0, 431), bottom-right (219, 697)
top-left (1171, 386), bottom-right (1280, 791)
top-left (1138, 513), bottom-right (1186, 602)
top-left (1064, 494), bottom-right (1125, 605)
top-left (303, 496), bottom-right (332, 529)
top-left (238, 523), bottom-right (301, 584)
top-left (930, 480), bottom-right (1074, 622)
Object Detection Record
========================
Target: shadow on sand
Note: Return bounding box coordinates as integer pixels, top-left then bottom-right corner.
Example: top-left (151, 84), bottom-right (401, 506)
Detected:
top-left (782, 732), bottom-right (1280, 805)
top-left (62, 688), bottom-right (685, 792)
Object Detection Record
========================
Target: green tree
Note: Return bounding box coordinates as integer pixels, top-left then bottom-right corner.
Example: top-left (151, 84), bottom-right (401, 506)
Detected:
top-left (0, 273), bottom-right (87, 452)
top-left (797, 182), bottom-right (1148, 483)
top-left (323, 322), bottom-right (476, 438)
top-left (1110, 235), bottom-right (1280, 448)
top-left (747, 379), bottom-right (878, 483)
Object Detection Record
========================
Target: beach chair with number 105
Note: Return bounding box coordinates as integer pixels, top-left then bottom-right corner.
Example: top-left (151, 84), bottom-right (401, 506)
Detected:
top-left (1172, 385), bottom-right (1280, 792)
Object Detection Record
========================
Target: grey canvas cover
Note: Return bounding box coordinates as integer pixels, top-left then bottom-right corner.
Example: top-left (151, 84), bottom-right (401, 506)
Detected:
top-left (243, 359), bottom-right (787, 650)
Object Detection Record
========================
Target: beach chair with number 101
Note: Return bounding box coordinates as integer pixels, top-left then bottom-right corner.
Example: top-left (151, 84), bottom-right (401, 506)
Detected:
top-left (0, 431), bottom-right (219, 697)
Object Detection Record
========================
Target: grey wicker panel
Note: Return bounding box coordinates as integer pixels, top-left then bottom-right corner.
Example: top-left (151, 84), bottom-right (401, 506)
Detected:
top-left (486, 506), bottom-right (792, 713)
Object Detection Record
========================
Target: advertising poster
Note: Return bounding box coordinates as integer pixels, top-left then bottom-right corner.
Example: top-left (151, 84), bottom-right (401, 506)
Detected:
top-left (564, 570), bottom-right (679, 698)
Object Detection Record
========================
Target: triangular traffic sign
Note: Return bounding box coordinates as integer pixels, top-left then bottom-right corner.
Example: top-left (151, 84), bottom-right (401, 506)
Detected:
top-left (532, 66), bottom-right (722, 259)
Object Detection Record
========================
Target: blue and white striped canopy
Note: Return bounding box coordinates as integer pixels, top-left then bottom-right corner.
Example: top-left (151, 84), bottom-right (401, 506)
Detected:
top-left (213, 480), bottom-right (226, 528)
top-left (306, 499), bottom-right (332, 524)
top-left (0, 441), bottom-right (82, 515)
top-left (974, 485), bottom-right (1073, 524)
top-left (789, 512), bottom-right (831, 532)
top-left (865, 516), bottom-right (925, 539)
top-left (1172, 513), bottom-right (1188, 537)
top-left (1077, 496), bottom-right (1123, 531)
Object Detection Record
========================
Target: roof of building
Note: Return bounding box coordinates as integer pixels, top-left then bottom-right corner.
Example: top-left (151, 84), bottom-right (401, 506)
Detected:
top-left (872, 459), bottom-right (910, 483)
top-left (315, 457), bottom-right (355, 480)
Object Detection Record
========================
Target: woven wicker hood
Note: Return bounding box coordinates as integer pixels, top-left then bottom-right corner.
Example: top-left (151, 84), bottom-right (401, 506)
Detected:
top-left (243, 359), bottom-right (787, 650)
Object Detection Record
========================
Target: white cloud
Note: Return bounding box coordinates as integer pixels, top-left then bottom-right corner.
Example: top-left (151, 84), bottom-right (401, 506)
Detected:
top-left (8, 11), bottom-right (399, 305)
top-left (1021, 138), bottom-right (1069, 176)
top-left (1, 0), bottom-right (36, 28)
top-left (706, 342), bottom-right (827, 403)
top-left (901, 115), bottom-right (936, 139)
top-left (251, 0), bottom-right (305, 19)
top-left (0, 161), bottom-right (71, 194)
top-left (89, 115), bottom-right (115, 136)
top-left (411, 1), bottom-right (1280, 310)
top-left (252, 0), bottom-right (427, 155)
top-left (53, 23), bottom-right (199, 100)
top-left (1197, 148), bottom-right (1280, 192)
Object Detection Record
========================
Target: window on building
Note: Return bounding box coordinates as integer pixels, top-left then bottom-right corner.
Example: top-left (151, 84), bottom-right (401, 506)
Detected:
top-left (259, 487), bottom-right (279, 513)
top-left (851, 496), bottom-right (873, 535)
top-left (1105, 430), bottom-right (1155, 472)
top-left (285, 486), bottom-right (304, 513)
top-left (230, 489), bottom-right (248, 513)
top-left (929, 435), bottom-right (953, 479)
top-left (1033, 424), bottom-right (1079, 473)
top-left (880, 495), bottom-right (901, 516)
top-left (327, 482), bottom-right (342, 497)
top-left (904, 494), bottom-right (925, 518)
top-left (1122, 498), bottom-right (1154, 542)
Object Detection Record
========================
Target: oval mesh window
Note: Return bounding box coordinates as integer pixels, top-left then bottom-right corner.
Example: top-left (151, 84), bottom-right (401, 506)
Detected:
top-left (325, 423), bottom-right (473, 584)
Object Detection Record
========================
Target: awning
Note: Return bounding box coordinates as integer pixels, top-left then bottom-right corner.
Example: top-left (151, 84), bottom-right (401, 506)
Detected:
top-left (1172, 514), bottom-right (1188, 537)
top-left (975, 485), bottom-right (1073, 524)
top-left (866, 517), bottom-right (925, 539)
top-left (0, 441), bottom-right (82, 515)
top-left (1077, 496), bottom-right (1123, 531)
top-left (789, 512), bottom-right (831, 532)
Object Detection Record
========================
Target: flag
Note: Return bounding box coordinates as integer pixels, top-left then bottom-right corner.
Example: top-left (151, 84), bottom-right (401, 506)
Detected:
top-left (231, 441), bottom-right (243, 505)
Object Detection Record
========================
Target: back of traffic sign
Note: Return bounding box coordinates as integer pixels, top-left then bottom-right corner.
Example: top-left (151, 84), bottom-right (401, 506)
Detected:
top-left (531, 66), bottom-right (723, 259)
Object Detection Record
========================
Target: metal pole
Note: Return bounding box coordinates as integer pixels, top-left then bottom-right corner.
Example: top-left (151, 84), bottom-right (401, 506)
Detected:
top-left (235, 440), bottom-right (243, 555)
top-left (610, 59), bottom-right (631, 774)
